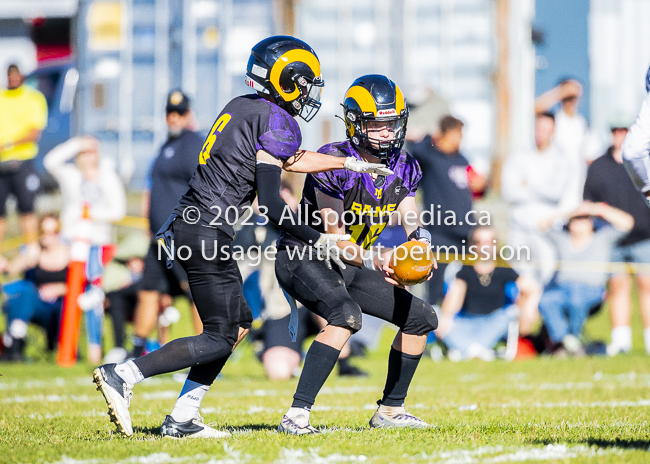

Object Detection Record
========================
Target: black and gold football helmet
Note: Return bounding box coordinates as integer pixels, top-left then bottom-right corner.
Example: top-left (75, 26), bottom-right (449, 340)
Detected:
top-left (246, 36), bottom-right (324, 122)
top-left (343, 75), bottom-right (408, 163)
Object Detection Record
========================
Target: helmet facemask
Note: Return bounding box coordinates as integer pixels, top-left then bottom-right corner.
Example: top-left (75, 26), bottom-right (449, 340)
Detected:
top-left (347, 110), bottom-right (408, 164)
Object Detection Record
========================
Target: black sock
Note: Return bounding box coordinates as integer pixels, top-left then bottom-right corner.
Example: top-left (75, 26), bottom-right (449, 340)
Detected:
top-left (187, 353), bottom-right (231, 386)
top-left (381, 347), bottom-right (422, 407)
top-left (292, 341), bottom-right (341, 410)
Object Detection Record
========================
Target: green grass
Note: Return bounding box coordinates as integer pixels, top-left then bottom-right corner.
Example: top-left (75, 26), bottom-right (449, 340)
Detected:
top-left (1, 257), bottom-right (650, 463)
top-left (2, 323), bottom-right (650, 464)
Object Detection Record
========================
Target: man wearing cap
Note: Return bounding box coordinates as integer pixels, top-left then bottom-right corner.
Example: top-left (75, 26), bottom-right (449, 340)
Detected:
top-left (0, 64), bottom-right (48, 248)
top-left (584, 106), bottom-right (650, 356)
top-left (129, 90), bottom-right (203, 360)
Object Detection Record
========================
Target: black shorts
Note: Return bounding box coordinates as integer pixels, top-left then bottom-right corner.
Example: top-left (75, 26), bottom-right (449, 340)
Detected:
top-left (0, 159), bottom-right (39, 216)
top-left (172, 218), bottom-right (252, 346)
top-left (275, 249), bottom-right (438, 336)
top-left (141, 240), bottom-right (193, 301)
top-left (262, 307), bottom-right (320, 356)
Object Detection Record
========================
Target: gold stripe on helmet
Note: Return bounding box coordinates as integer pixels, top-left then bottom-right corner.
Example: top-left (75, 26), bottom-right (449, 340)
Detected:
top-left (345, 85), bottom-right (377, 116)
top-left (395, 85), bottom-right (405, 114)
top-left (269, 49), bottom-right (321, 101)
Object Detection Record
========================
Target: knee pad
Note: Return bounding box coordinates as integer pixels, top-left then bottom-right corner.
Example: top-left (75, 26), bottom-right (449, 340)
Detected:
top-left (331, 302), bottom-right (363, 333)
top-left (403, 301), bottom-right (439, 335)
top-left (188, 332), bottom-right (234, 365)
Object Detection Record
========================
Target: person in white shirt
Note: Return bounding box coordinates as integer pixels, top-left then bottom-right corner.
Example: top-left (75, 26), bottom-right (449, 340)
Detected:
top-left (44, 136), bottom-right (127, 363)
top-left (44, 137), bottom-right (126, 245)
top-left (623, 64), bottom-right (650, 201)
top-left (535, 79), bottom-right (601, 183)
top-left (502, 112), bottom-right (582, 290)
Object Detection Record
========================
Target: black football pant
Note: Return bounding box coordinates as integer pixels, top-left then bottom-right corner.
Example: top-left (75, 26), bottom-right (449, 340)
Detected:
top-left (133, 218), bottom-right (251, 386)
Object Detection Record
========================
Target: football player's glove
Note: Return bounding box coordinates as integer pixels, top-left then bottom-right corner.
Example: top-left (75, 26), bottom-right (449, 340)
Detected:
top-left (342, 75), bottom-right (409, 164)
top-left (246, 36), bottom-right (324, 122)
top-left (343, 156), bottom-right (394, 176)
top-left (314, 233), bottom-right (351, 270)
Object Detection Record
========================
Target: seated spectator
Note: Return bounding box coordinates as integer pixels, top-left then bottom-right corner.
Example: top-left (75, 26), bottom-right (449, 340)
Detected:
top-left (44, 136), bottom-right (126, 364)
top-left (0, 215), bottom-right (69, 361)
top-left (435, 226), bottom-right (540, 361)
top-left (538, 201), bottom-right (633, 356)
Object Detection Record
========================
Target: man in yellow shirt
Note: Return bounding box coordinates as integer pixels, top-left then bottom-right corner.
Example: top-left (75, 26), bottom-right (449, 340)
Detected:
top-left (0, 64), bottom-right (48, 247)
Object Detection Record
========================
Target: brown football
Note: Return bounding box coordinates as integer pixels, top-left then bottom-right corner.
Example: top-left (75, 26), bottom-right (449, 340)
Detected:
top-left (389, 241), bottom-right (434, 286)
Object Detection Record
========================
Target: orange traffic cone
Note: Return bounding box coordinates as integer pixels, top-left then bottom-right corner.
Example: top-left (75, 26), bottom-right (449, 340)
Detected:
top-left (57, 204), bottom-right (92, 367)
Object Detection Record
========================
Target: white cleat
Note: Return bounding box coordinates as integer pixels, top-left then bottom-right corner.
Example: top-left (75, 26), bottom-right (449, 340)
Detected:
top-left (93, 364), bottom-right (134, 436)
top-left (277, 414), bottom-right (320, 435)
top-left (369, 403), bottom-right (430, 429)
top-left (161, 414), bottom-right (231, 439)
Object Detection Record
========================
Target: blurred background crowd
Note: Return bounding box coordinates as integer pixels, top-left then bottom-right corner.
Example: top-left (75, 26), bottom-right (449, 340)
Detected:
top-left (1, 0), bottom-right (650, 378)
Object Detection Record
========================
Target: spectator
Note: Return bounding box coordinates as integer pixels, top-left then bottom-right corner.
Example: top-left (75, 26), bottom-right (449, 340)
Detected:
top-left (130, 90), bottom-right (203, 359)
top-left (435, 226), bottom-right (539, 361)
top-left (44, 136), bottom-right (126, 363)
top-left (538, 202), bottom-right (633, 356)
top-left (584, 116), bottom-right (650, 355)
top-left (0, 64), bottom-right (48, 248)
top-left (534, 78), bottom-right (601, 178)
top-left (502, 112), bottom-right (582, 293)
top-left (410, 115), bottom-right (487, 305)
top-left (0, 215), bottom-right (69, 361)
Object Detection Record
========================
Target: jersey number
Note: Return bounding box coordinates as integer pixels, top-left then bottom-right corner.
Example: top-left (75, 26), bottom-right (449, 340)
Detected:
top-left (199, 114), bottom-right (232, 165)
top-left (349, 222), bottom-right (387, 249)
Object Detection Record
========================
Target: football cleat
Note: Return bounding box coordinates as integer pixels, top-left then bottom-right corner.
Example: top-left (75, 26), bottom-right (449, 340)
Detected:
top-left (369, 402), bottom-right (430, 429)
top-left (160, 414), bottom-right (231, 439)
top-left (277, 414), bottom-right (320, 435)
top-left (93, 363), bottom-right (134, 436)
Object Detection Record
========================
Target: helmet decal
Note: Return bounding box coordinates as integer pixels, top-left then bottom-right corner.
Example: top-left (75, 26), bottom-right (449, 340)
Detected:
top-left (269, 48), bottom-right (321, 102)
top-left (345, 85), bottom-right (378, 116)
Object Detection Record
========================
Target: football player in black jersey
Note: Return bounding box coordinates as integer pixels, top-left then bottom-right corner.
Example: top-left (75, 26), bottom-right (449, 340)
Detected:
top-left (92, 37), bottom-right (394, 439)
top-left (275, 75), bottom-right (439, 434)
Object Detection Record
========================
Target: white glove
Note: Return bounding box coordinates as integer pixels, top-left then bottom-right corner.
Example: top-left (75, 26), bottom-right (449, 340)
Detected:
top-left (314, 233), bottom-right (351, 270)
top-left (344, 157), bottom-right (394, 176)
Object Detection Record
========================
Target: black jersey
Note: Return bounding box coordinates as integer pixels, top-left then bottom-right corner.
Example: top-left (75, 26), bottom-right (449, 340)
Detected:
top-left (174, 94), bottom-right (302, 237)
top-left (280, 141), bottom-right (422, 250)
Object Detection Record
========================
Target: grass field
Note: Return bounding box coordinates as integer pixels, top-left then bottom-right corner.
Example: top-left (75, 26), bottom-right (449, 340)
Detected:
top-left (2, 313), bottom-right (650, 464)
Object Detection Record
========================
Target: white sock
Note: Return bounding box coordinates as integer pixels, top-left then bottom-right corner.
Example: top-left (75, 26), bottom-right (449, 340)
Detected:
top-left (286, 407), bottom-right (310, 424)
top-left (644, 327), bottom-right (650, 355)
top-left (114, 360), bottom-right (145, 386)
top-left (378, 403), bottom-right (406, 416)
top-left (611, 326), bottom-right (632, 352)
top-left (171, 380), bottom-right (209, 423)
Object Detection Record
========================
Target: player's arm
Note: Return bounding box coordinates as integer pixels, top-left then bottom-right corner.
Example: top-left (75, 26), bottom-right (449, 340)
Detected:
top-left (281, 149), bottom-right (393, 176)
top-left (255, 152), bottom-right (349, 262)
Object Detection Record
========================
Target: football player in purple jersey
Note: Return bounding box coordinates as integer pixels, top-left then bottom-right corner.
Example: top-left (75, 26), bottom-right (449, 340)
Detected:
top-left (275, 75), bottom-right (439, 434)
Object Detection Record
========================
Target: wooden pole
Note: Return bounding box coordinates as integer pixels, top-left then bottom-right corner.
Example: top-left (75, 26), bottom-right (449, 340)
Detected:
top-left (491, 0), bottom-right (510, 192)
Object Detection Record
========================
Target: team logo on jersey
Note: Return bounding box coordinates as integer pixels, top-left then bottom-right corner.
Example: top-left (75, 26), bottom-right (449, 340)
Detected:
top-left (164, 147), bottom-right (175, 159)
top-left (375, 187), bottom-right (383, 199)
top-left (395, 186), bottom-right (401, 195)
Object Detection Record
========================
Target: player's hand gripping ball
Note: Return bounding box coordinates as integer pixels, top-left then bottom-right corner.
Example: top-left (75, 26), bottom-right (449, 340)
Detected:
top-left (389, 241), bottom-right (435, 286)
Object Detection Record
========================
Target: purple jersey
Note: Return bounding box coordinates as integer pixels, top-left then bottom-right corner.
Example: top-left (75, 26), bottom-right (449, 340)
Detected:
top-left (174, 95), bottom-right (301, 236)
top-left (280, 140), bottom-right (422, 250)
